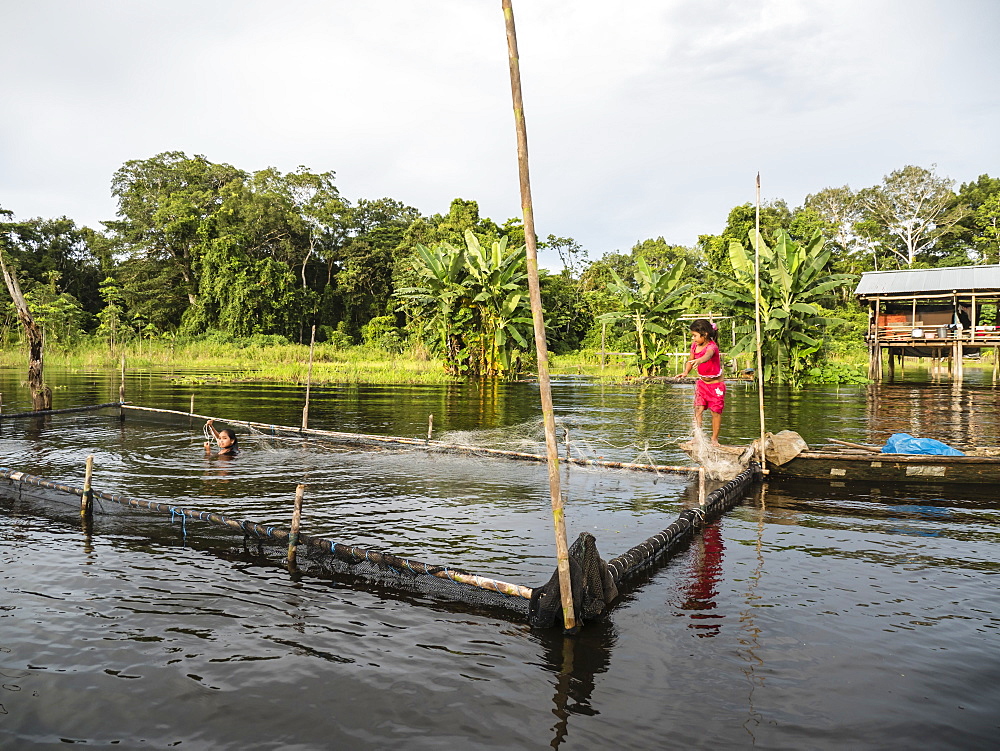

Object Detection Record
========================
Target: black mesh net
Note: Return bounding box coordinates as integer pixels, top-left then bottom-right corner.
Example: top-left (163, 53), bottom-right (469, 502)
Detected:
top-left (1, 403), bottom-right (760, 630)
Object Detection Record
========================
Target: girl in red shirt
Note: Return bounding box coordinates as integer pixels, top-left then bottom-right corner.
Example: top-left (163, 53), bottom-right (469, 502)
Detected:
top-left (679, 319), bottom-right (725, 444)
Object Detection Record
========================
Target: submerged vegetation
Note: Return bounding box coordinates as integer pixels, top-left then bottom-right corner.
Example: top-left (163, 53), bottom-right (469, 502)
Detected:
top-left (2, 154), bottom-right (999, 386)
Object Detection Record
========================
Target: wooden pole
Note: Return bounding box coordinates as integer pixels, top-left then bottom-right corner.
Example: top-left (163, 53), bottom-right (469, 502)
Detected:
top-left (994, 345), bottom-right (999, 383)
top-left (752, 173), bottom-right (768, 474)
top-left (874, 297), bottom-right (882, 381)
top-left (190, 394), bottom-right (195, 415)
top-left (503, 0), bottom-right (575, 632)
top-left (81, 454), bottom-right (94, 518)
top-left (427, 413), bottom-right (434, 442)
top-left (698, 466), bottom-right (706, 506)
top-left (302, 324), bottom-right (316, 431)
top-left (287, 484), bottom-right (305, 567)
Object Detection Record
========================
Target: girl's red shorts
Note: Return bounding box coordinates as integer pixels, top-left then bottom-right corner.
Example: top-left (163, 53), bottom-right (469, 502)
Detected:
top-left (695, 379), bottom-right (726, 413)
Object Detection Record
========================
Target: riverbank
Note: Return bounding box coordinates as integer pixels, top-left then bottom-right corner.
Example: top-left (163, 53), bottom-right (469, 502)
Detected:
top-left (1, 339), bottom-right (965, 386)
top-left (0, 340), bottom-right (635, 385)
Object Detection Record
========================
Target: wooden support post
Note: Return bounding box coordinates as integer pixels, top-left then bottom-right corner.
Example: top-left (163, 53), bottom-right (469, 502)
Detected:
top-left (427, 413), bottom-right (433, 442)
top-left (564, 427), bottom-right (571, 462)
top-left (190, 394), bottom-right (195, 415)
top-left (888, 349), bottom-right (895, 380)
top-left (301, 324), bottom-right (316, 431)
top-left (994, 346), bottom-right (999, 383)
top-left (698, 466), bottom-right (706, 506)
top-left (503, 0), bottom-right (575, 632)
top-left (287, 484), bottom-right (305, 568)
top-left (119, 354), bottom-right (126, 403)
top-left (81, 454), bottom-right (94, 518)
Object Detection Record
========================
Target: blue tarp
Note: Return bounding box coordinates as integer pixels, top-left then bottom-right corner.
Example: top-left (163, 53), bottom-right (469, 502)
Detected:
top-left (881, 433), bottom-right (965, 456)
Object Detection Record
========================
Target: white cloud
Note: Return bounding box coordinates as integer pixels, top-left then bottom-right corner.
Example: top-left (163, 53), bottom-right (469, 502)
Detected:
top-left (1, 0), bottom-right (998, 269)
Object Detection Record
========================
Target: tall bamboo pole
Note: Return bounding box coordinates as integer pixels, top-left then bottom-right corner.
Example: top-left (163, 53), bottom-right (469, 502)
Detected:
top-left (502, 0), bottom-right (576, 632)
top-left (753, 174), bottom-right (767, 473)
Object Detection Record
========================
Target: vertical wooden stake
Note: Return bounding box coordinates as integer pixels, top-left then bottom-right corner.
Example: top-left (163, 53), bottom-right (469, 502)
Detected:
top-left (119, 354), bottom-right (126, 403)
top-left (564, 426), bottom-right (570, 462)
top-left (81, 454), bottom-right (94, 518)
top-left (302, 325), bottom-right (316, 431)
top-left (752, 173), bottom-right (768, 475)
top-left (287, 484), bottom-right (305, 568)
top-left (994, 346), bottom-right (998, 383)
top-left (698, 466), bottom-right (706, 506)
top-left (503, 0), bottom-right (575, 632)
top-left (190, 394), bottom-right (195, 415)
top-left (427, 413), bottom-right (434, 442)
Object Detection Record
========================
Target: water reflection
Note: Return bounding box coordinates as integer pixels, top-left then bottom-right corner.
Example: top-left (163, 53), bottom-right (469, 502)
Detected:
top-left (540, 624), bottom-right (615, 749)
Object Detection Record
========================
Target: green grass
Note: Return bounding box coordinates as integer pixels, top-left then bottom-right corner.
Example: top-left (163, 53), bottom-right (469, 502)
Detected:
top-left (0, 340), bottom-right (455, 385)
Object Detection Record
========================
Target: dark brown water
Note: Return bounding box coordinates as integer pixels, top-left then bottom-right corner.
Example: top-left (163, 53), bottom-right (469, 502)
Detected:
top-left (1, 367), bottom-right (998, 749)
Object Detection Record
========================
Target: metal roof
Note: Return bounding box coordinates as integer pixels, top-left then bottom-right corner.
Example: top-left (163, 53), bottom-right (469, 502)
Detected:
top-left (855, 265), bottom-right (1000, 297)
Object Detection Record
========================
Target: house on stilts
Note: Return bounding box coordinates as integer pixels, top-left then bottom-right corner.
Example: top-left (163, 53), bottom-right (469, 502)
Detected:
top-left (857, 265), bottom-right (1000, 381)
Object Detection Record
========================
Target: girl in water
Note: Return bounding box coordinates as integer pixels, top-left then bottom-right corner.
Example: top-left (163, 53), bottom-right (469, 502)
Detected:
top-left (204, 419), bottom-right (239, 457)
top-left (678, 319), bottom-right (725, 444)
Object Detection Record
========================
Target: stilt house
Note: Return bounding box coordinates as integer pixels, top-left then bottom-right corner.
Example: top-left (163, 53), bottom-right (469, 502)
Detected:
top-left (856, 265), bottom-right (1000, 381)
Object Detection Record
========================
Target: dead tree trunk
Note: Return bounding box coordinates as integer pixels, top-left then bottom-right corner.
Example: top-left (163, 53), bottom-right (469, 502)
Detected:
top-left (0, 250), bottom-right (52, 410)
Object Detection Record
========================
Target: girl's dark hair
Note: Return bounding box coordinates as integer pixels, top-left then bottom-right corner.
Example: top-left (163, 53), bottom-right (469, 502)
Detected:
top-left (690, 318), bottom-right (718, 342)
top-left (220, 429), bottom-right (239, 449)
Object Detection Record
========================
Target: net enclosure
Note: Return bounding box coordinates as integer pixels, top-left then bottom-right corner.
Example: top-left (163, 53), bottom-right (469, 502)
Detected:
top-left (1, 402), bottom-right (760, 630)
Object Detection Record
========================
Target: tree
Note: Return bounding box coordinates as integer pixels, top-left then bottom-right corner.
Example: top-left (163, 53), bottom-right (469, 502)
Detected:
top-left (698, 201), bottom-right (794, 276)
top-left (707, 229), bottom-right (855, 384)
top-left (858, 165), bottom-right (967, 268)
top-left (540, 234), bottom-right (589, 277)
top-left (948, 174), bottom-right (1000, 264)
top-left (0, 208), bottom-right (51, 408)
top-left (397, 230), bottom-right (532, 378)
top-left (599, 257), bottom-right (693, 375)
top-left (109, 152), bottom-right (246, 307)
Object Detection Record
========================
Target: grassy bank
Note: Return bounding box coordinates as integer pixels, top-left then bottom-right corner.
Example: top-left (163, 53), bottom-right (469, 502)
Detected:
top-left (3, 339), bottom-right (956, 386)
top-left (0, 340), bottom-right (454, 385)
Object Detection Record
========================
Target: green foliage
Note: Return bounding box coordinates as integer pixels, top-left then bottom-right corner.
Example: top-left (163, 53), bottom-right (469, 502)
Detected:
top-left (397, 230), bottom-right (531, 378)
top-left (857, 165), bottom-right (966, 269)
top-left (804, 360), bottom-right (870, 384)
top-left (361, 314), bottom-right (405, 353)
top-left (598, 257), bottom-right (693, 375)
top-left (707, 229), bottom-right (856, 385)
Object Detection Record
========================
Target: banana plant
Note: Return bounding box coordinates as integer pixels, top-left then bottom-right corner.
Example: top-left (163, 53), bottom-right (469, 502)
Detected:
top-left (397, 230), bottom-right (532, 378)
top-left (395, 240), bottom-right (470, 371)
top-left (463, 230), bottom-right (532, 377)
top-left (708, 229), bottom-right (856, 384)
top-left (598, 257), bottom-right (693, 375)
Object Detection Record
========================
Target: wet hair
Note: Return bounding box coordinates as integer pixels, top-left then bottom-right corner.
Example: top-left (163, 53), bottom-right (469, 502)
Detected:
top-left (690, 318), bottom-right (718, 343)
top-left (219, 429), bottom-right (239, 451)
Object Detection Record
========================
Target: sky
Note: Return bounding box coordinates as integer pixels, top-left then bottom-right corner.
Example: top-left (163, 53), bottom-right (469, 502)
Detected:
top-left (2, 0), bottom-right (998, 269)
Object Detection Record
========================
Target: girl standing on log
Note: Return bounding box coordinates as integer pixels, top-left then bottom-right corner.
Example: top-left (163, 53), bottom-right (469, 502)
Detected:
top-left (678, 319), bottom-right (725, 445)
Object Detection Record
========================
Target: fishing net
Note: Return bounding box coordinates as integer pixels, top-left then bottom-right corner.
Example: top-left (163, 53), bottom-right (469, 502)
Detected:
top-left (1, 402), bottom-right (761, 629)
top-left (679, 424), bottom-right (755, 480)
